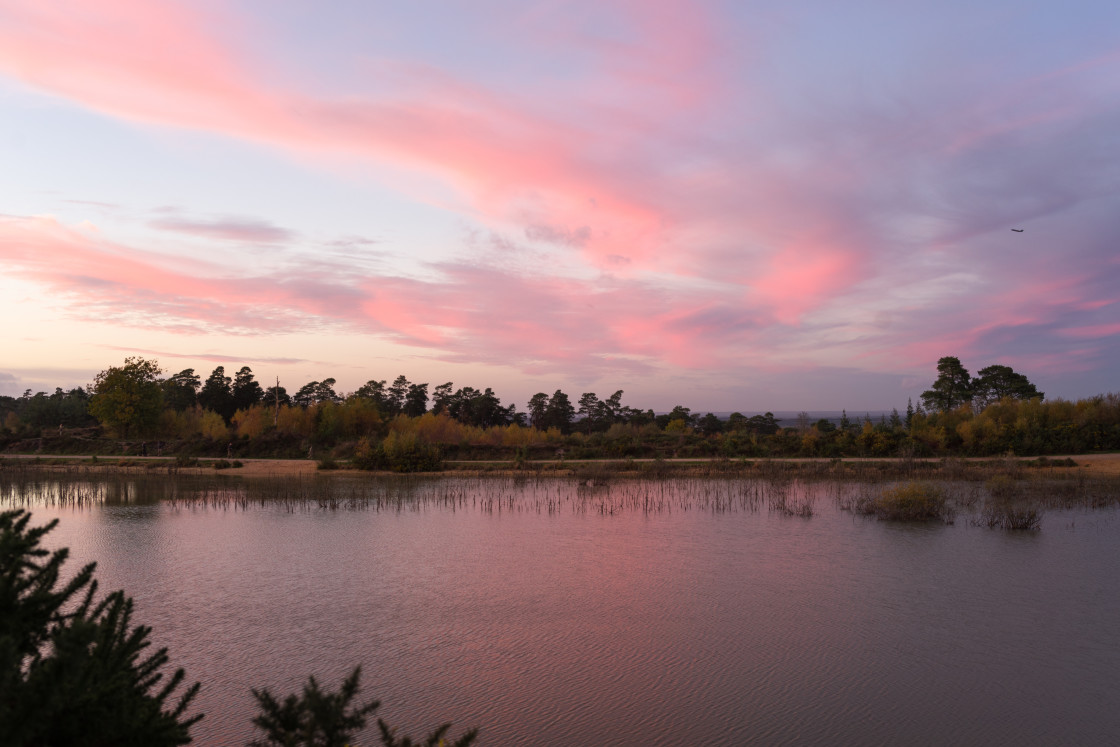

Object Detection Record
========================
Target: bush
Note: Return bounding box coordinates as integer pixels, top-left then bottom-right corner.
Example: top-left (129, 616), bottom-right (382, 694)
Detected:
top-left (352, 433), bottom-right (443, 473)
top-left (859, 482), bottom-right (947, 521)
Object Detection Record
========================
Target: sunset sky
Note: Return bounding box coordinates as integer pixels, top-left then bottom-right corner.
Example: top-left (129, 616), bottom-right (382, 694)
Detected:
top-left (2, 0), bottom-right (1118, 412)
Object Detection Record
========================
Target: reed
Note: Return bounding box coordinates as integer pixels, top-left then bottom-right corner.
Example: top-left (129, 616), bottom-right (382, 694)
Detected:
top-left (3, 458), bottom-right (1119, 530)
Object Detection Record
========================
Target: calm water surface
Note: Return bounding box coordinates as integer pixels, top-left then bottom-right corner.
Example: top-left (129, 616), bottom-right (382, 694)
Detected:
top-left (10, 476), bottom-right (1120, 746)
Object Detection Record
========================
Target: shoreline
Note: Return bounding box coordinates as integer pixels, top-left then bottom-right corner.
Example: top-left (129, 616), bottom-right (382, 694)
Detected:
top-left (4, 452), bottom-right (1120, 479)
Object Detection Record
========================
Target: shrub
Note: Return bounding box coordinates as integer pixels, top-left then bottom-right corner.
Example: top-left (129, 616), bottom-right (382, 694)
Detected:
top-left (859, 482), bottom-right (947, 521)
top-left (352, 433), bottom-right (443, 473)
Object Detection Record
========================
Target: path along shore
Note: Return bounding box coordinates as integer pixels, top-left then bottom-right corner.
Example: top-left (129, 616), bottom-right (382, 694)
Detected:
top-left (4, 453), bottom-right (1120, 478)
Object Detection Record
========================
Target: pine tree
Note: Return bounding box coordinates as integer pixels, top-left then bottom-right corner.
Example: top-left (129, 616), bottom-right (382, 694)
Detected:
top-left (0, 510), bottom-right (201, 746)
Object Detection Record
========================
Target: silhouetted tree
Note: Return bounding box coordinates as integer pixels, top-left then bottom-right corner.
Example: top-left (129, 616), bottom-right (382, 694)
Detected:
top-left (198, 366), bottom-right (235, 422)
top-left (430, 383), bottom-right (454, 416)
top-left (543, 390), bottom-right (575, 433)
top-left (577, 392), bottom-right (604, 433)
top-left (162, 369), bottom-right (200, 412)
top-left (0, 510), bottom-right (201, 746)
top-left (746, 412), bottom-right (780, 435)
top-left (972, 364), bottom-right (1043, 408)
top-left (232, 366), bottom-right (265, 413)
top-left (698, 412), bottom-right (724, 435)
top-left (920, 356), bottom-right (972, 413)
top-left (250, 667), bottom-right (477, 747)
top-left (404, 383), bottom-right (429, 417)
top-left (726, 412), bottom-right (748, 432)
top-left (527, 393), bottom-right (549, 430)
top-left (294, 379), bottom-right (340, 408)
top-left (386, 375), bottom-right (411, 416)
top-left (262, 385), bottom-right (291, 409)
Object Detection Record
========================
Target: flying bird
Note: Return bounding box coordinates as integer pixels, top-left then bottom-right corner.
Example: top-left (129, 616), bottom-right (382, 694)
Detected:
top-left (1011, 228), bottom-right (1024, 232)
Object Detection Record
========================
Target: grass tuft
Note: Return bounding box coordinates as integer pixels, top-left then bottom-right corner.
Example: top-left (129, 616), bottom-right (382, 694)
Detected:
top-left (858, 482), bottom-right (947, 521)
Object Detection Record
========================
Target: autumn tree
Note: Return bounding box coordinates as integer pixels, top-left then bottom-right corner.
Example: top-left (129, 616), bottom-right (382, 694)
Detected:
top-left (88, 357), bottom-right (164, 438)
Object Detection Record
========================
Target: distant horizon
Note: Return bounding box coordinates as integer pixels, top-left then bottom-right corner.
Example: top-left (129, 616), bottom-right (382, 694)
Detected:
top-left (3, 2), bottom-right (1117, 412)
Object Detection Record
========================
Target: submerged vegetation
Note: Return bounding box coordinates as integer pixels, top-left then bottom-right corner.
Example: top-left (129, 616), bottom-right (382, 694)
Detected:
top-left (856, 482), bottom-right (949, 522)
top-left (3, 456), bottom-right (1117, 531)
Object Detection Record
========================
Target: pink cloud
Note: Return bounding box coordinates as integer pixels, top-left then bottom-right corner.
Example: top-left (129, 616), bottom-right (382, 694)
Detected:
top-left (1059, 323), bottom-right (1120, 339)
top-left (0, 215), bottom-right (762, 376)
top-left (4, 211), bottom-right (1116, 394)
top-left (150, 216), bottom-right (294, 244)
top-left (0, 0), bottom-right (705, 273)
top-left (3, 0), bottom-right (864, 329)
top-left (3, 2), bottom-right (1118, 397)
top-left (101, 346), bottom-right (307, 365)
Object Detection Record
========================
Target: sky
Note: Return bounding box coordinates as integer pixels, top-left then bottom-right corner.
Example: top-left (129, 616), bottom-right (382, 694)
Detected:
top-left (1, 0), bottom-right (1118, 413)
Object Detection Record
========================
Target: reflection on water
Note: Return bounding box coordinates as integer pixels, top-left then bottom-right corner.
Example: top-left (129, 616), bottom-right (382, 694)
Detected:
top-left (7, 476), bottom-right (1120, 746)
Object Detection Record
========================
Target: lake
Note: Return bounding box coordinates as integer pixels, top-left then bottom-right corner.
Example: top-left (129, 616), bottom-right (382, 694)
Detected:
top-left (7, 475), bottom-right (1120, 745)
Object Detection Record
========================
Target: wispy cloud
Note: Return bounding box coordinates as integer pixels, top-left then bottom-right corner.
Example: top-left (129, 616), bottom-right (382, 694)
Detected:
top-left (150, 215), bottom-right (295, 244)
top-left (4, 213), bottom-right (1117, 387)
top-left (100, 346), bottom-right (309, 366)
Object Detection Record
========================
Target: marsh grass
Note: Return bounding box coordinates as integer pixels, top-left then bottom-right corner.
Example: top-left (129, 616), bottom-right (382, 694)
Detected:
top-left (2, 456), bottom-right (1118, 530)
top-left (979, 502), bottom-right (1042, 531)
top-left (857, 482), bottom-right (950, 522)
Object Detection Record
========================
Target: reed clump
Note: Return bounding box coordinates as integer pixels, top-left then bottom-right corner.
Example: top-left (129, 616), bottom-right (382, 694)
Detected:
top-left (858, 482), bottom-right (948, 522)
top-left (979, 501), bottom-right (1042, 530)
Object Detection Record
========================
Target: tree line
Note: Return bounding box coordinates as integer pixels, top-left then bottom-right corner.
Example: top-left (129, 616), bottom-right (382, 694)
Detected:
top-left (2, 355), bottom-right (1117, 461)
